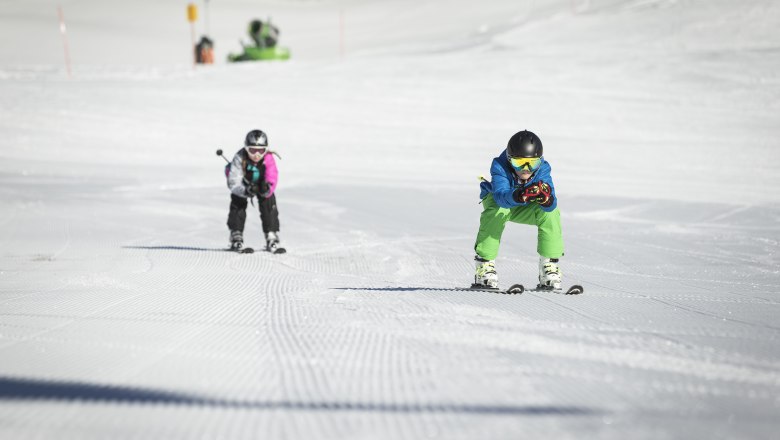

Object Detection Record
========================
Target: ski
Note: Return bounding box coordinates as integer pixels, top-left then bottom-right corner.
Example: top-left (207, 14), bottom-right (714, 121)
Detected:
top-left (460, 283), bottom-right (524, 295)
top-left (461, 283), bottom-right (583, 295)
top-left (527, 284), bottom-right (584, 295)
top-left (225, 246), bottom-right (286, 255)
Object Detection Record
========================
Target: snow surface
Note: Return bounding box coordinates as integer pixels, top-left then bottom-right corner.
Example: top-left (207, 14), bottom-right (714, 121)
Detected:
top-left (1, 0), bottom-right (780, 438)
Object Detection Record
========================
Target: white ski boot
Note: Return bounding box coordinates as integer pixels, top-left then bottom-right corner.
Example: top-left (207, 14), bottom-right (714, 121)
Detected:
top-left (230, 230), bottom-right (244, 251)
top-left (265, 231), bottom-right (285, 254)
top-left (473, 257), bottom-right (498, 289)
top-left (538, 257), bottom-right (562, 290)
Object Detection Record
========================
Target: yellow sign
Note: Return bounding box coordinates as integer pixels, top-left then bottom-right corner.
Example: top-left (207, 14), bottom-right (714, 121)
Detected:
top-left (187, 4), bottom-right (198, 22)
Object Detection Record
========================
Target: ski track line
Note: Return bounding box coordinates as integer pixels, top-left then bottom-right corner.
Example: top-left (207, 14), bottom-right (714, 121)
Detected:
top-left (0, 230), bottom-right (149, 304)
top-left (634, 238), bottom-right (778, 279)
top-left (522, 291), bottom-right (778, 370)
top-left (457, 256), bottom-right (779, 363)
top-left (424, 314), bottom-right (780, 388)
top-left (0, 217), bottom-right (79, 304)
top-left (0, 242), bottom-right (212, 352)
top-left (356, 253), bottom-right (708, 380)
top-left (568, 240), bottom-right (780, 323)
top-left (705, 204), bottom-right (762, 224)
top-left (570, 257), bottom-right (778, 305)
top-left (521, 288), bottom-right (704, 352)
top-left (572, 206), bottom-right (773, 266)
top-left (0, 253), bottom-right (148, 348)
top-left (571, 234), bottom-right (780, 305)
top-left (580, 278), bottom-right (780, 333)
top-left (1, 248), bottom-right (304, 392)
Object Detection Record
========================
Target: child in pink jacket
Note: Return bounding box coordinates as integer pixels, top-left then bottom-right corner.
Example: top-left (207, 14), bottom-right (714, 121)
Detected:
top-left (226, 129), bottom-right (283, 253)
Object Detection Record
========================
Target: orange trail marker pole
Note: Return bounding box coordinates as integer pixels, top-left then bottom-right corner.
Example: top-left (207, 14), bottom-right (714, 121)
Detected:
top-left (57, 5), bottom-right (72, 78)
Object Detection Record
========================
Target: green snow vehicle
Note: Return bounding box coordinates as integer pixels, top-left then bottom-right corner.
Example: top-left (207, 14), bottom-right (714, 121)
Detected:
top-left (228, 45), bottom-right (290, 62)
top-left (228, 19), bottom-right (290, 62)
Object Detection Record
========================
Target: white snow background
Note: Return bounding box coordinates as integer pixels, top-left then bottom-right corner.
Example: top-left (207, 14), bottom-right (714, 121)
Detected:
top-left (1, 0), bottom-right (779, 438)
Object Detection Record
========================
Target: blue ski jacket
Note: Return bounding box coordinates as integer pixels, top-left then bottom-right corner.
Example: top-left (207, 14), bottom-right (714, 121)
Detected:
top-left (479, 149), bottom-right (558, 212)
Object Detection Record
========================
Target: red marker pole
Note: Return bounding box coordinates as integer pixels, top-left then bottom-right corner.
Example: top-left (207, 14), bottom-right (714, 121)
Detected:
top-left (339, 9), bottom-right (345, 59)
top-left (57, 5), bottom-right (72, 78)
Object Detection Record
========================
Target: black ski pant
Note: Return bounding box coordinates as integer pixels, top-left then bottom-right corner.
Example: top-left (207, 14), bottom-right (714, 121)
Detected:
top-left (227, 193), bottom-right (280, 235)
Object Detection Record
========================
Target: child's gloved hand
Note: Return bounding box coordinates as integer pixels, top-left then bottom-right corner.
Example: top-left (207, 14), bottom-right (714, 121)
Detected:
top-left (514, 182), bottom-right (553, 206)
top-left (259, 182), bottom-right (272, 198)
top-left (479, 180), bottom-right (492, 199)
top-left (244, 183), bottom-right (259, 198)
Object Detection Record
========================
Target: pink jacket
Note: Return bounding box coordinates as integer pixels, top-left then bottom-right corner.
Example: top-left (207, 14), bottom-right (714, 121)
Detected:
top-left (262, 153), bottom-right (278, 197)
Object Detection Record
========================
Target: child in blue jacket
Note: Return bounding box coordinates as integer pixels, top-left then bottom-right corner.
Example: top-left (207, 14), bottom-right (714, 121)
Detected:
top-left (473, 130), bottom-right (564, 290)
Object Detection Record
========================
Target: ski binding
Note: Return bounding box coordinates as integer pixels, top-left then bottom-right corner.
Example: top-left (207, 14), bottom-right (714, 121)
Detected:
top-left (463, 283), bottom-right (525, 295)
top-left (266, 245), bottom-right (286, 254)
top-left (528, 284), bottom-right (584, 295)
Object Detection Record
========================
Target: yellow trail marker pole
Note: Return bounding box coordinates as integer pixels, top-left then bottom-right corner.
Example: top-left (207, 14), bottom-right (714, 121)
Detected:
top-left (187, 4), bottom-right (198, 67)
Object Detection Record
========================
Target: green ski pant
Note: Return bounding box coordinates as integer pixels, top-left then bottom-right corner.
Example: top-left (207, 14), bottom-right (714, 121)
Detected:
top-left (474, 194), bottom-right (564, 261)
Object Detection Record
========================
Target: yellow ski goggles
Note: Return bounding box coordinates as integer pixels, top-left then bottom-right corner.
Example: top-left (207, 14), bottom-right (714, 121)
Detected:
top-left (509, 156), bottom-right (542, 171)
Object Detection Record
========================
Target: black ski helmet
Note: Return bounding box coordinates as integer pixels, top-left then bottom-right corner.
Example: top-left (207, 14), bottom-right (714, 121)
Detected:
top-left (506, 130), bottom-right (543, 158)
top-left (245, 129), bottom-right (268, 147)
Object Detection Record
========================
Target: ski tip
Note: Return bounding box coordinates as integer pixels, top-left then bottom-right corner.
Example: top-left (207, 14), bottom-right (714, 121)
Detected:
top-left (505, 284), bottom-right (524, 295)
top-left (565, 285), bottom-right (584, 295)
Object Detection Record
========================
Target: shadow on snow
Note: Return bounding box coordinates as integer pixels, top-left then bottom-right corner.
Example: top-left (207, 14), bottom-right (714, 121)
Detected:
top-left (0, 376), bottom-right (598, 416)
top-left (122, 245), bottom-right (228, 252)
top-left (333, 287), bottom-right (465, 292)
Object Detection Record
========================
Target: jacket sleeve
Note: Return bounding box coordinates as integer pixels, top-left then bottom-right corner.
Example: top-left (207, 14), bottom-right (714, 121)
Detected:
top-left (490, 159), bottom-right (525, 208)
top-left (262, 154), bottom-right (278, 197)
top-left (227, 152), bottom-right (248, 198)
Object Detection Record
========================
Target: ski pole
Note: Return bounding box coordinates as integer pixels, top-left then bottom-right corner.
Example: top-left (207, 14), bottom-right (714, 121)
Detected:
top-left (216, 149), bottom-right (230, 164)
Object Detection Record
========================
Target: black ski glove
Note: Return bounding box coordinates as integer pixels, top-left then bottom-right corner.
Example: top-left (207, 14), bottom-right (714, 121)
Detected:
top-left (258, 182), bottom-right (271, 198)
top-left (242, 177), bottom-right (260, 198)
top-left (513, 182), bottom-right (553, 207)
top-left (244, 183), bottom-right (260, 198)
